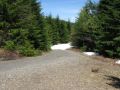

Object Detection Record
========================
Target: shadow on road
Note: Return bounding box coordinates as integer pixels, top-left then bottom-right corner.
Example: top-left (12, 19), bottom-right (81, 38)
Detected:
top-left (105, 75), bottom-right (120, 89)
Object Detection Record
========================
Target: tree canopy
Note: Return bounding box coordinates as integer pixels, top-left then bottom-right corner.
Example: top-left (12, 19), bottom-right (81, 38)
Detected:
top-left (72, 0), bottom-right (120, 58)
top-left (0, 0), bottom-right (72, 56)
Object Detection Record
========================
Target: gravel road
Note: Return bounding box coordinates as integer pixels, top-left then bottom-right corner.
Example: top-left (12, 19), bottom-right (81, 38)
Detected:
top-left (0, 50), bottom-right (120, 90)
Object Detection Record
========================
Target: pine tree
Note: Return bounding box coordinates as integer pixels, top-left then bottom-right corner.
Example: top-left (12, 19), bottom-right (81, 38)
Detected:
top-left (0, 0), bottom-right (51, 56)
top-left (67, 20), bottom-right (72, 34)
top-left (55, 16), bottom-right (61, 43)
top-left (97, 0), bottom-right (120, 57)
top-left (37, 15), bottom-right (51, 51)
top-left (0, 0), bottom-right (12, 46)
top-left (72, 0), bottom-right (97, 51)
top-left (59, 21), bottom-right (69, 43)
top-left (46, 14), bottom-right (54, 45)
top-left (46, 15), bottom-right (71, 45)
top-left (66, 19), bottom-right (72, 41)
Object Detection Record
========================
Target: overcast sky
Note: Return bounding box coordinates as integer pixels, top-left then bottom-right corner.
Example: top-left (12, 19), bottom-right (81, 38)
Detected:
top-left (40, 0), bottom-right (99, 22)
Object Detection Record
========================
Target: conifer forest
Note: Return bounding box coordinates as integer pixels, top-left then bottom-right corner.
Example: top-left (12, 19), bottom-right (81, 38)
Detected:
top-left (0, 0), bottom-right (120, 58)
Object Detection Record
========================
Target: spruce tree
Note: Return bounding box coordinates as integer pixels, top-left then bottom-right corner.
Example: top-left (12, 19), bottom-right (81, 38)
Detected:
top-left (37, 15), bottom-right (51, 51)
top-left (72, 0), bottom-right (97, 51)
top-left (59, 21), bottom-right (69, 43)
top-left (0, 0), bottom-right (51, 56)
top-left (46, 14), bottom-right (54, 45)
top-left (55, 16), bottom-right (60, 43)
top-left (67, 19), bottom-right (72, 36)
top-left (97, 0), bottom-right (120, 57)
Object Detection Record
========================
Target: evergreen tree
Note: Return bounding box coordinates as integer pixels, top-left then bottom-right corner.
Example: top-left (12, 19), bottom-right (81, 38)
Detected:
top-left (37, 15), bottom-right (51, 51)
top-left (47, 15), bottom-right (60, 45)
top-left (0, 0), bottom-right (72, 56)
top-left (97, 0), bottom-right (120, 57)
top-left (67, 19), bottom-right (72, 36)
top-left (66, 19), bottom-right (72, 41)
top-left (27, 1), bottom-right (51, 51)
top-left (59, 21), bottom-right (69, 43)
top-left (46, 15), bottom-right (71, 45)
top-left (72, 0), bottom-right (120, 58)
top-left (0, 0), bottom-right (51, 56)
top-left (46, 14), bottom-right (55, 45)
top-left (54, 15), bottom-right (60, 44)
top-left (72, 0), bottom-right (97, 51)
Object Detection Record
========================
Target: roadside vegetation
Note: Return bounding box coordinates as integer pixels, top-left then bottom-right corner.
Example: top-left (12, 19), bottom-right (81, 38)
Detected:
top-left (0, 0), bottom-right (72, 56)
top-left (72, 0), bottom-right (120, 58)
top-left (0, 0), bottom-right (120, 59)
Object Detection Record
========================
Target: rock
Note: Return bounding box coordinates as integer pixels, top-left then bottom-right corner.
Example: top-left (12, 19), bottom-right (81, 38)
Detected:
top-left (91, 68), bottom-right (99, 73)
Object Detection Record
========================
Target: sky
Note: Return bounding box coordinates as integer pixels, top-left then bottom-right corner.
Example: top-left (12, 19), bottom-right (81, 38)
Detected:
top-left (40, 0), bottom-right (99, 22)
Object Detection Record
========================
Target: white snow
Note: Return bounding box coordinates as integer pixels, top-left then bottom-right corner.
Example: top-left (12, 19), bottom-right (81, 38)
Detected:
top-left (51, 43), bottom-right (72, 50)
top-left (83, 52), bottom-right (97, 56)
top-left (115, 60), bottom-right (120, 64)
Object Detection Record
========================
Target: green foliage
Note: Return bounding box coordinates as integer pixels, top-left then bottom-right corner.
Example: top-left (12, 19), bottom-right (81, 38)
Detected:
top-left (4, 41), bottom-right (15, 51)
top-left (16, 46), bottom-right (40, 56)
top-left (72, 0), bottom-right (120, 58)
top-left (0, 0), bottom-right (49, 56)
top-left (59, 21), bottom-right (69, 43)
top-left (97, 0), bottom-right (120, 57)
top-left (105, 50), bottom-right (114, 57)
top-left (46, 15), bottom-right (71, 45)
top-left (117, 47), bottom-right (120, 56)
top-left (38, 17), bottom-right (51, 51)
top-left (0, 0), bottom-right (72, 56)
top-left (72, 0), bottom-right (97, 51)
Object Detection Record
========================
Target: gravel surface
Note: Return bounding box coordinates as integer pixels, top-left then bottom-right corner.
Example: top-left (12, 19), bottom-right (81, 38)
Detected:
top-left (0, 50), bottom-right (120, 90)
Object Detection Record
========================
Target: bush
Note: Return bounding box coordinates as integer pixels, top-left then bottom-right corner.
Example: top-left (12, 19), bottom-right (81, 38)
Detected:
top-left (16, 41), bottom-right (40, 56)
top-left (17, 46), bottom-right (39, 56)
top-left (80, 46), bottom-right (87, 51)
top-left (116, 47), bottom-right (120, 57)
top-left (4, 40), bottom-right (40, 57)
top-left (105, 50), bottom-right (114, 57)
top-left (4, 41), bottom-right (15, 51)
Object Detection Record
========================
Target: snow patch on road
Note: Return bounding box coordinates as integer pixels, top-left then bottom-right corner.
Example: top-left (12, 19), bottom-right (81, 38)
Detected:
top-left (115, 60), bottom-right (120, 64)
top-left (51, 43), bottom-right (72, 50)
top-left (83, 52), bottom-right (98, 56)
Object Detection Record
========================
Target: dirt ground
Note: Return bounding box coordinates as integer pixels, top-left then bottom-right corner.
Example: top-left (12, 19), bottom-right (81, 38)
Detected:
top-left (0, 50), bottom-right (120, 90)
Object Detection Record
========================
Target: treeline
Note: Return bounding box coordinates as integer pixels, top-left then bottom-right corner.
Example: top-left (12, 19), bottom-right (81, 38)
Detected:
top-left (72, 0), bottom-right (120, 58)
top-left (0, 0), bottom-right (71, 56)
top-left (46, 15), bottom-right (71, 45)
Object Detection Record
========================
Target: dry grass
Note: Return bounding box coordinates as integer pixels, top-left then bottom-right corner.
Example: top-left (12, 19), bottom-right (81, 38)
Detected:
top-left (91, 56), bottom-right (120, 67)
top-left (69, 48), bottom-right (118, 66)
top-left (0, 48), bottom-right (21, 60)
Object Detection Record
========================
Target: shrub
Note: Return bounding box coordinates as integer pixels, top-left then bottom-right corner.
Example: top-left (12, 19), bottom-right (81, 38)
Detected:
top-left (16, 41), bottom-right (40, 56)
top-left (80, 46), bottom-right (87, 51)
top-left (105, 50), bottom-right (114, 57)
top-left (17, 46), bottom-right (39, 56)
top-left (4, 41), bottom-right (15, 51)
